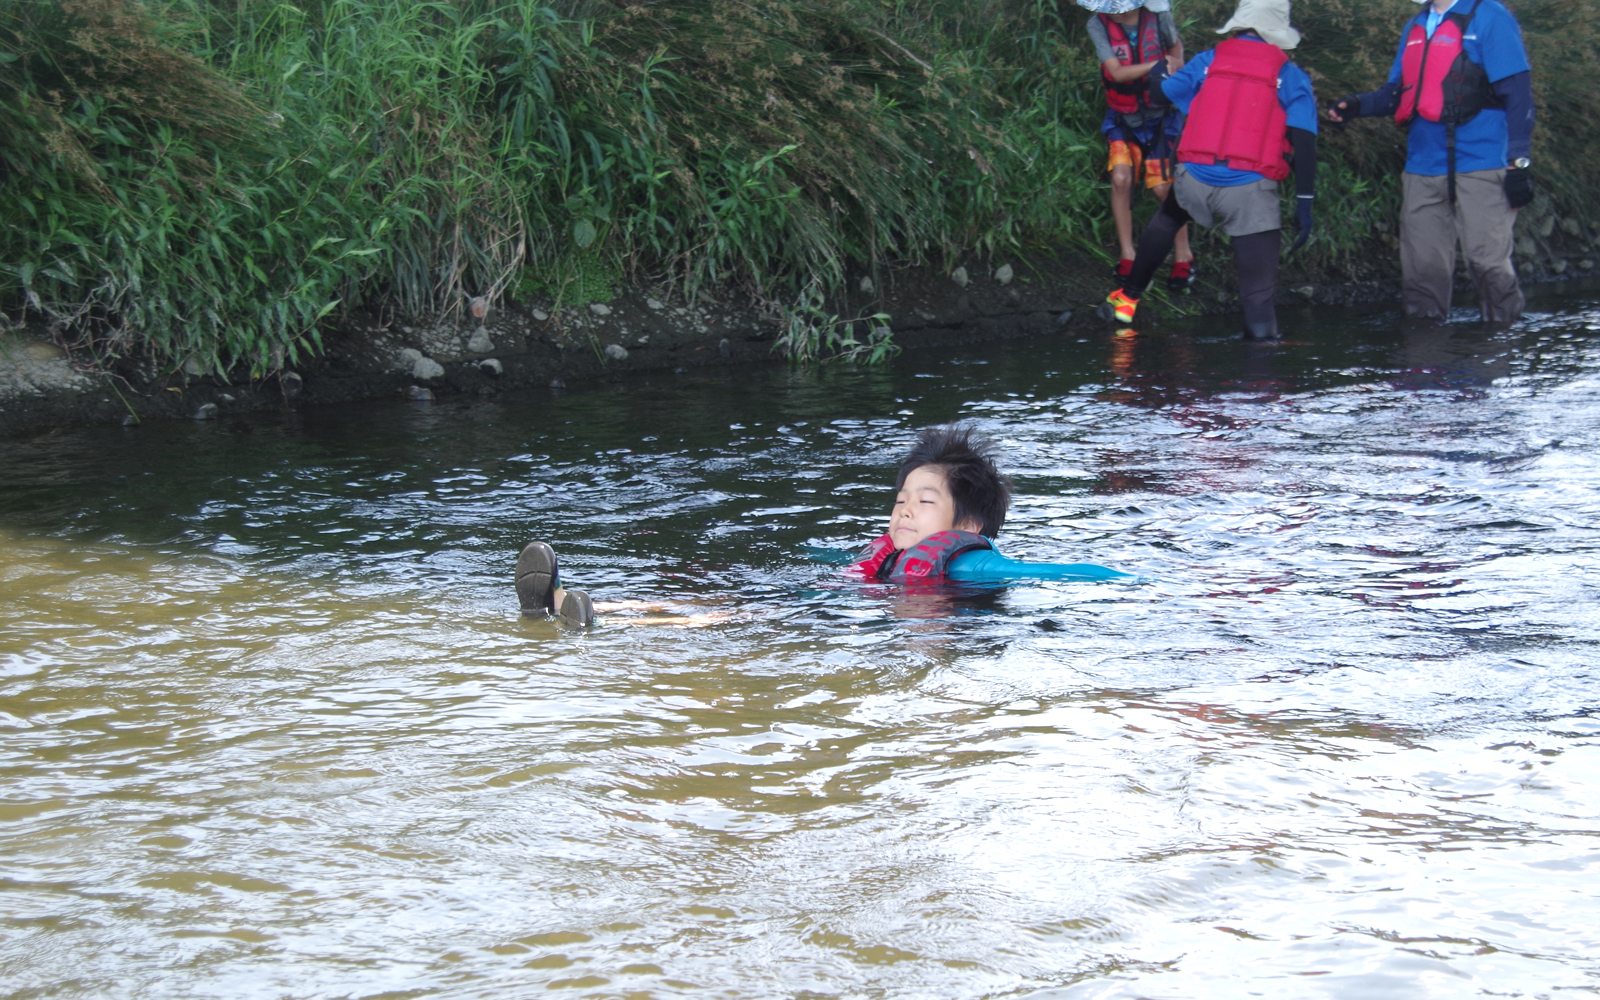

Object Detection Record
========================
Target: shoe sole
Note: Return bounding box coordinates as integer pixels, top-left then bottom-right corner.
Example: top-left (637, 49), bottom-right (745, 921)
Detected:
top-left (558, 589), bottom-right (595, 627)
top-left (515, 541), bottom-right (558, 616)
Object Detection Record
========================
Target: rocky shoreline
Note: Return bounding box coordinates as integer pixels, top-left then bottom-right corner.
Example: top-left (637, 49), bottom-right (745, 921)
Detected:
top-left (3, 205), bottom-right (1594, 438)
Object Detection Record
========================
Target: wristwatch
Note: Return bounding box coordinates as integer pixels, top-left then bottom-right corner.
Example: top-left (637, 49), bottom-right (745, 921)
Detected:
top-left (1512, 157), bottom-right (1532, 170)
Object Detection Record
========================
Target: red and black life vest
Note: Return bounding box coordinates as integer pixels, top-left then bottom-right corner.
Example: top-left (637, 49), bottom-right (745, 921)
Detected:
top-left (851, 530), bottom-right (993, 583)
top-left (1175, 38), bottom-right (1292, 182)
top-left (1099, 11), bottom-right (1167, 115)
top-left (1394, 0), bottom-right (1499, 127)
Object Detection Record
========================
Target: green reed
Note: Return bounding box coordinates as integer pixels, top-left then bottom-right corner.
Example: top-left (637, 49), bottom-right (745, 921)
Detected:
top-left (2, 0), bottom-right (1589, 373)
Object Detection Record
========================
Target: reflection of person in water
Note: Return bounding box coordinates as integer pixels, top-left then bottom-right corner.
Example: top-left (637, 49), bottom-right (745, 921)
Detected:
top-left (514, 426), bottom-right (1129, 626)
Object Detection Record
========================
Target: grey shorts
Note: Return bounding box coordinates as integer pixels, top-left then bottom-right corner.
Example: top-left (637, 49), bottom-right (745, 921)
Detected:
top-left (1173, 165), bottom-right (1281, 237)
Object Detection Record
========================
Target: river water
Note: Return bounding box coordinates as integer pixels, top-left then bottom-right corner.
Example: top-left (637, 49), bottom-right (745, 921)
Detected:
top-left (3, 291), bottom-right (1599, 1000)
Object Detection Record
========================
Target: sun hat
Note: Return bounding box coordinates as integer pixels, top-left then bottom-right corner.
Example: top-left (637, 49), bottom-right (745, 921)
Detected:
top-left (1076, 0), bottom-right (1173, 14)
top-left (1215, 0), bottom-right (1301, 49)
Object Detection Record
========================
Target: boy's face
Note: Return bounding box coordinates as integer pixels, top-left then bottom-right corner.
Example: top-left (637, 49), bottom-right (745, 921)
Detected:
top-left (889, 465), bottom-right (980, 551)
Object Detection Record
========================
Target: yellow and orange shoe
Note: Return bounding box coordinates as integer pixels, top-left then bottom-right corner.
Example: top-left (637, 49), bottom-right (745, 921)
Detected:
top-left (1097, 288), bottom-right (1140, 325)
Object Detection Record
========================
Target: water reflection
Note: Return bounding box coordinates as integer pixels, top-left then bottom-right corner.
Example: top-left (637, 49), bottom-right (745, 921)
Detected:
top-left (2, 294), bottom-right (1599, 998)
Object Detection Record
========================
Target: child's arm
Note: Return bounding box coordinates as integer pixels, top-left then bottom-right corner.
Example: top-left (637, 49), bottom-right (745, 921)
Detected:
top-left (945, 547), bottom-right (1131, 583)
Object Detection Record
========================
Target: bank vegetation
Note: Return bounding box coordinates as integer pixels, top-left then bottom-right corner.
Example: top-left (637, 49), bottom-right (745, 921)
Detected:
top-left (2, 0), bottom-right (1595, 374)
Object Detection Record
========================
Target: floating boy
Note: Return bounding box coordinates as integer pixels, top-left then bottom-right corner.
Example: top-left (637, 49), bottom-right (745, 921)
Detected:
top-left (1079, 0), bottom-right (1196, 290)
top-left (1100, 0), bottom-right (1318, 341)
top-left (515, 426), bottom-right (1129, 626)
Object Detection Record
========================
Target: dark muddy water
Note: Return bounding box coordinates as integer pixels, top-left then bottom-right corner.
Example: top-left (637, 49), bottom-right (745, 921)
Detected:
top-left (2, 290), bottom-right (1599, 999)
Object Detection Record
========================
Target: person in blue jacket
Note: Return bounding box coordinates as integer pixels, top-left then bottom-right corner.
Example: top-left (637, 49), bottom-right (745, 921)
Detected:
top-left (1327, 0), bottom-right (1535, 323)
top-left (1099, 0), bottom-right (1319, 341)
top-left (514, 425), bottom-right (1129, 625)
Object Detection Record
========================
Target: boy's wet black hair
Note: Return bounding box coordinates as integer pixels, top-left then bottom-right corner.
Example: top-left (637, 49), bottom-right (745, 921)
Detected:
top-left (894, 424), bottom-right (1013, 537)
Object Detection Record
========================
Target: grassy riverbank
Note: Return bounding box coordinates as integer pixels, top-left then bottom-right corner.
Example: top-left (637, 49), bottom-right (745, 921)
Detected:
top-left (2, 0), bottom-right (1595, 375)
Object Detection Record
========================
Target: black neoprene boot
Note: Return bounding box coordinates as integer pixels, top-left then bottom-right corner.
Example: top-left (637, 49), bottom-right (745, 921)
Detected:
top-left (1243, 318), bottom-right (1280, 341)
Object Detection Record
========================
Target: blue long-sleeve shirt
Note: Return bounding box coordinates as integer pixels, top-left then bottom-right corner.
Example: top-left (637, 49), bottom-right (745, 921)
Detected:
top-left (945, 548), bottom-right (1131, 583)
top-left (1354, 0), bottom-right (1533, 173)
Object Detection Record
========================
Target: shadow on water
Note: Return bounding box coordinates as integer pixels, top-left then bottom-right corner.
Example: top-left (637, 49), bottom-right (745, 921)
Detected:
top-left (1, 287), bottom-right (1599, 999)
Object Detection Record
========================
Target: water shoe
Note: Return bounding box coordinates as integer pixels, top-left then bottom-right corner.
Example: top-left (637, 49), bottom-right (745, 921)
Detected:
top-left (515, 541), bottom-right (560, 616)
top-left (1167, 259), bottom-right (1196, 291)
top-left (558, 589), bottom-right (595, 627)
top-left (1097, 288), bottom-right (1140, 325)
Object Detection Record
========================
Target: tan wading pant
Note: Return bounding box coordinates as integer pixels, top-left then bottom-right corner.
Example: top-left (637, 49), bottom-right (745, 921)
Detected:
top-left (1400, 169), bottom-right (1525, 323)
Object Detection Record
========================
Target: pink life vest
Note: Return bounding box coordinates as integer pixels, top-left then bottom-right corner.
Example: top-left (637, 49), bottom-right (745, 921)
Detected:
top-left (1394, 0), bottom-right (1496, 127)
top-left (850, 530), bottom-right (993, 583)
top-left (1175, 38), bottom-right (1292, 182)
top-left (1100, 11), bottom-right (1167, 115)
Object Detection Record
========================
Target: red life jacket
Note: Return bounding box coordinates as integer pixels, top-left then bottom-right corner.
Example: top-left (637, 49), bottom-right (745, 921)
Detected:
top-left (1100, 11), bottom-right (1167, 115)
top-left (850, 530), bottom-right (993, 583)
top-left (1394, 0), bottom-right (1498, 127)
top-left (1175, 38), bottom-right (1292, 182)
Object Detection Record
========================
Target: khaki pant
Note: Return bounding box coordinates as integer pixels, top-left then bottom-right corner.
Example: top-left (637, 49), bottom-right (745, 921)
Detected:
top-left (1400, 170), bottom-right (1525, 323)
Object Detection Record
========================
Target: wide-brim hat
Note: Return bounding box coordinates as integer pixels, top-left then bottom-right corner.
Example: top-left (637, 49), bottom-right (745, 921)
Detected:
top-left (1076, 0), bottom-right (1172, 14)
top-left (1216, 0), bottom-right (1302, 49)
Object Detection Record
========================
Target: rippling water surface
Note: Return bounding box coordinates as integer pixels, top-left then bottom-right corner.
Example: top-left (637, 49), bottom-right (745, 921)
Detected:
top-left (3, 293), bottom-right (1599, 999)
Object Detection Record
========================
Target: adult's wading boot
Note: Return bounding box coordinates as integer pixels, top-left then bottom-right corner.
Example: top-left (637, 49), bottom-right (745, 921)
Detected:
top-left (1243, 318), bottom-right (1280, 341)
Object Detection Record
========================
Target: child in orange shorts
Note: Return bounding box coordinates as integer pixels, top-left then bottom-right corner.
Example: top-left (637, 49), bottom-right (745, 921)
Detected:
top-left (1082, 0), bottom-right (1196, 289)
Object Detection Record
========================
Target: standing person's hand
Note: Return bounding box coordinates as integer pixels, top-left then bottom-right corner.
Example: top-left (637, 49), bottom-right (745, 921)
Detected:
top-left (1504, 165), bottom-right (1534, 209)
top-left (1326, 96), bottom-right (1360, 124)
top-left (1290, 196), bottom-right (1314, 250)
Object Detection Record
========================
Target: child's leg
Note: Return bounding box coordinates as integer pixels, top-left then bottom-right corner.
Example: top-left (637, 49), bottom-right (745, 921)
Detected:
top-left (1107, 137), bottom-right (1142, 267)
top-left (1110, 161), bottom-right (1136, 264)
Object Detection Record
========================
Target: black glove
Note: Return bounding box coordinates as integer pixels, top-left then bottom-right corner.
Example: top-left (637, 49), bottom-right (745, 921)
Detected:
top-left (1144, 57), bottom-right (1173, 108)
top-left (1290, 195), bottom-right (1314, 251)
top-left (1327, 95), bottom-right (1361, 128)
top-left (1504, 166), bottom-right (1533, 209)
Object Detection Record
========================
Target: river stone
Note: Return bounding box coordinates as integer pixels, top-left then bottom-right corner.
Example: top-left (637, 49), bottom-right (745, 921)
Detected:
top-left (994, 263), bottom-right (1014, 285)
top-left (1294, 285), bottom-right (1315, 299)
top-left (407, 385), bottom-right (434, 401)
top-left (218, 393), bottom-right (236, 404)
top-left (646, 297), bottom-right (665, 311)
top-left (859, 276), bottom-right (874, 293)
top-left (590, 302), bottom-right (612, 316)
top-left (531, 308), bottom-right (550, 321)
top-left (604, 343), bottom-right (628, 361)
top-left (635, 334), bottom-right (650, 346)
top-left (1561, 218), bottom-right (1583, 237)
top-left (1056, 310), bottom-right (1074, 325)
top-left (413, 356), bottom-right (445, 380)
top-left (1552, 258), bottom-right (1568, 274)
top-left (1537, 215), bottom-right (1555, 238)
top-left (1516, 236), bottom-right (1537, 258)
top-left (280, 371), bottom-right (303, 398)
top-left (183, 355), bottom-right (206, 377)
top-left (479, 358), bottom-right (503, 376)
top-left (951, 266), bottom-right (969, 288)
top-left (719, 338), bottom-right (731, 357)
top-left (550, 378), bottom-right (566, 389)
top-left (121, 414), bottom-right (140, 427)
top-left (193, 402), bottom-right (218, 421)
top-left (466, 327), bottom-right (494, 353)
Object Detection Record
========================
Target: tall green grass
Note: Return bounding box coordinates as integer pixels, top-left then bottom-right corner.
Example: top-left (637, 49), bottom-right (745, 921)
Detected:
top-left (2, 0), bottom-right (1592, 373)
